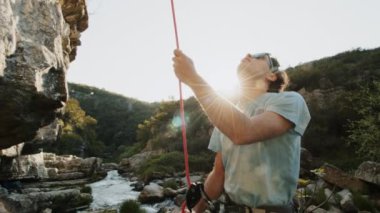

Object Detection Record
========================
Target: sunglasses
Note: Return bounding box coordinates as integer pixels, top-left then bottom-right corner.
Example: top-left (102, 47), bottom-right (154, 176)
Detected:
top-left (251, 52), bottom-right (278, 72)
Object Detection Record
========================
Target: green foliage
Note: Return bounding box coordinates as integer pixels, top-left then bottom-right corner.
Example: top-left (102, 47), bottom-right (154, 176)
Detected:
top-left (137, 151), bottom-right (213, 181)
top-left (286, 47), bottom-right (380, 168)
top-left (138, 152), bottom-right (185, 177)
top-left (310, 188), bottom-right (329, 210)
top-left (162, 179), bottom-right (179, 190)
top-left (44, 99), bottom-right (105, 157)
top-left (119, 200), bottom-right (146, 213)
top-left (345, 82), bottom-right (380, 162)
top-left (68, 83), bottom-right (157, 161)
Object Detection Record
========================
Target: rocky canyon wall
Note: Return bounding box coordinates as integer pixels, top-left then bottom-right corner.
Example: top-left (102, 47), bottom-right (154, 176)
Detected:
top-left (0, 0), bottom-right (88, 150)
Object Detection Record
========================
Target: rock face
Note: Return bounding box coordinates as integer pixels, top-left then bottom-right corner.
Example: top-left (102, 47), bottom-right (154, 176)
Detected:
top-left (0, 0), bottom-right (88, 150)
top-left (0, 152), bottom-right (103, 181)
top-left (0, 153), bottom-right (103, 213)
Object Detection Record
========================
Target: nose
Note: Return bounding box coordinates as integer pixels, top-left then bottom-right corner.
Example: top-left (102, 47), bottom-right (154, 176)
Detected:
top-left (242, 54), bottom-right (252, 62)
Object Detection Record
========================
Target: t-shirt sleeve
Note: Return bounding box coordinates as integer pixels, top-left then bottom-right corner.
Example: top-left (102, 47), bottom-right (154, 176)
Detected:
top-left (266, 92), bottom-right (311, 136)
top-left (208, 128), bottom-right (222, 152)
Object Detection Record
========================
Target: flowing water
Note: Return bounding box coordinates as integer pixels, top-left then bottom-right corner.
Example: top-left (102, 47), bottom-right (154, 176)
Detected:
top-left (86, 170), bottom-right (158, 212)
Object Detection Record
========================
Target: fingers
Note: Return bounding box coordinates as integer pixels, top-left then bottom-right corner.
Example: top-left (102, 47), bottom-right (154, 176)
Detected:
top-left (173, 49), bottom-right (182, 56)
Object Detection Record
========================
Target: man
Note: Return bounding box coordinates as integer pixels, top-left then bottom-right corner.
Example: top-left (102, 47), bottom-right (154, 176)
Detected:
top-left (172, 49), bottom-right (311, 213)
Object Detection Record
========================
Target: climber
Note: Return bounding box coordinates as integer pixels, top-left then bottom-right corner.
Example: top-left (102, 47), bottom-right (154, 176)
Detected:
top-left (172, 49), bottom-right (311, 212)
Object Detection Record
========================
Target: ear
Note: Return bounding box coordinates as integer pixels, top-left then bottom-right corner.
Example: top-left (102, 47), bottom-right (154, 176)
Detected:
top-left (265, 72), bottom-right (277, 82)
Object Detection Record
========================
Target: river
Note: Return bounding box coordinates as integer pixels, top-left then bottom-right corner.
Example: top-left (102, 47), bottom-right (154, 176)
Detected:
top-left (85, 170), bottom-right (158, 212)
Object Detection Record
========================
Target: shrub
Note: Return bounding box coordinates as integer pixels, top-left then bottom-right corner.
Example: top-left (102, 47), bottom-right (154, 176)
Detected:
top-left (119, 200), bottom-right (146, 213)
top-left (163, 179), bottom-right (179, 190)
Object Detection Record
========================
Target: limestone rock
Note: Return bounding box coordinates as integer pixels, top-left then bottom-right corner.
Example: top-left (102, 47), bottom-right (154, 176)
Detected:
top-left (138, 182), bottom-right (165, 204)
top-left (0, 152), bottom-right (103, 181)
top-left (0, 189), bottom-right (91, 213)
top-left (0, 152), bottom-right (48, 181)
top-left (119, 150), bottom-right (164, 173)
top-left (320, 164), bottom-right (368, 193)
top-left (355, 161), bottom-right (380, 186)
top-left (0, 143), bottom-right (24, 157)
top-left (0, 0), bottom-right (88, 150)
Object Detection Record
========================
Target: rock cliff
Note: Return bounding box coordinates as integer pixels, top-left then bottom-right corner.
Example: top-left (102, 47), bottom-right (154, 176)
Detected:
top-left (0, 0), bottom-right (88, 150)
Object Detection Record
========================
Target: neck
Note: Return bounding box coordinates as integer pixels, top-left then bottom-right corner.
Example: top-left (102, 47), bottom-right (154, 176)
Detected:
top-left (238, 86), bottom-right (267, 106)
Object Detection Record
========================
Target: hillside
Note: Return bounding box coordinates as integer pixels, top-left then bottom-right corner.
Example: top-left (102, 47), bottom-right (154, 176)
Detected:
top-left (66, 83), bottom-right (158, 161)
top-left (287, 47), bottom-right (380, 168)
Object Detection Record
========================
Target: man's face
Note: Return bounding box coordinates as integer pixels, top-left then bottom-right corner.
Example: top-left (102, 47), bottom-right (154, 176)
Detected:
top-left (237, 54), bottom-right (271, 83)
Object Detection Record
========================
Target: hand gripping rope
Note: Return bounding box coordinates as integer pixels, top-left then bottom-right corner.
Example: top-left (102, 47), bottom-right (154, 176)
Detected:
top-left (170, 0), bottom-right (192, 212)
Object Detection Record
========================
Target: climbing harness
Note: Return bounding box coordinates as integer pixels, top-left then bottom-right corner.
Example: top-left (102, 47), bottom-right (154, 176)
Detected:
top-left (170, 0), bottom-right (192, 212)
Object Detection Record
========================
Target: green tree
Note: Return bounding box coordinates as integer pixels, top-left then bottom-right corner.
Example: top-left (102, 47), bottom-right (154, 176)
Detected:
top-left (346, 82), bottom-right (380, 161)
top-left (51, 99), bottom-right (105, 157)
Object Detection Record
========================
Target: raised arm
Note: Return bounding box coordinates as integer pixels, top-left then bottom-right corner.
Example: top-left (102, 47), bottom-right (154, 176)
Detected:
top-left (172, 49), bottom-right (293, 145)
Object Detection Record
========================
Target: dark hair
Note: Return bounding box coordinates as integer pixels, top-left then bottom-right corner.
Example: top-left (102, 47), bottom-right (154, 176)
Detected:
top-left (267, 57), bottom-right (289, 92)
top-left (267, 71), bottom-right (289, 93)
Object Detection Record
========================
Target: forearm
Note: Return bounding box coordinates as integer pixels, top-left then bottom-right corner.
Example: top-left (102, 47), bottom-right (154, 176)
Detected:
top-left (189, 77), bottom-right (254, 144)
top-left (192, 153), bottom-right (224, 213)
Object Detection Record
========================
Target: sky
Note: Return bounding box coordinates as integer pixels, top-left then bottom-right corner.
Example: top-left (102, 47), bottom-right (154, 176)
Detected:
top-left (67, 0), bottom-right (380, 103)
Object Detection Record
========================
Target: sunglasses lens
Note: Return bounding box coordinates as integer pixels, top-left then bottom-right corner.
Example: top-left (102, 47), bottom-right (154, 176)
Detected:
top-left (251, 53), bottom-right (275, 71)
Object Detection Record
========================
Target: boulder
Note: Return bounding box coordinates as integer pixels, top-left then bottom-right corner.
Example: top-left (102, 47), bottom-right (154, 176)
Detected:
top-left (138, 182), bottom-right (165, 204)
top-left (163, 187), bottom-right (177, 198)
top-left (131, 181), bottom-right (145, 191)
top-left (320, 164), bottom-right (368, 193)
top-left (339, 191), bottom-right (358, 213)
top-left (355, 161), bottom-right (380, 186)
top-left (118, 150), bottom-right (164, 173)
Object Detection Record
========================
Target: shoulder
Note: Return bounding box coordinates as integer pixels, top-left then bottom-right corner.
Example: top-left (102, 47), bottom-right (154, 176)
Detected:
top-left (267, 91), bottom-right (305, 104)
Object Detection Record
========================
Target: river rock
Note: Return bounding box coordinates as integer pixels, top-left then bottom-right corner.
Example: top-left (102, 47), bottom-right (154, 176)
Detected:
top-left (138, 182), bottom-right (165, 204)
top-left (305, 205), bottom-right (327, 213)
top-left (131, 181), bottom-right (145, 191)
top-left (355, 161), bottom-right (380, 186)
top-left (163, 187), bottom-right (177, 198)
top-left (339, 191), bottom-right (358, 213)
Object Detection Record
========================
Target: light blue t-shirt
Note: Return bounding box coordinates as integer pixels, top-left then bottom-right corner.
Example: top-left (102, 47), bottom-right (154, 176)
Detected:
top-left (208, 91), bottom-right (311, 207)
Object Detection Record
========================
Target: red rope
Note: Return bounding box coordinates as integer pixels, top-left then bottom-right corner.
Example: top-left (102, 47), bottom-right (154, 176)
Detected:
top-left (170, 0), bottom-right (192, 188)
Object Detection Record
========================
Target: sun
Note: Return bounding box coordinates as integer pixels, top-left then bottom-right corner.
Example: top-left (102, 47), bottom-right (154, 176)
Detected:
top-left (211, 78), bottom-right (240, 101)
